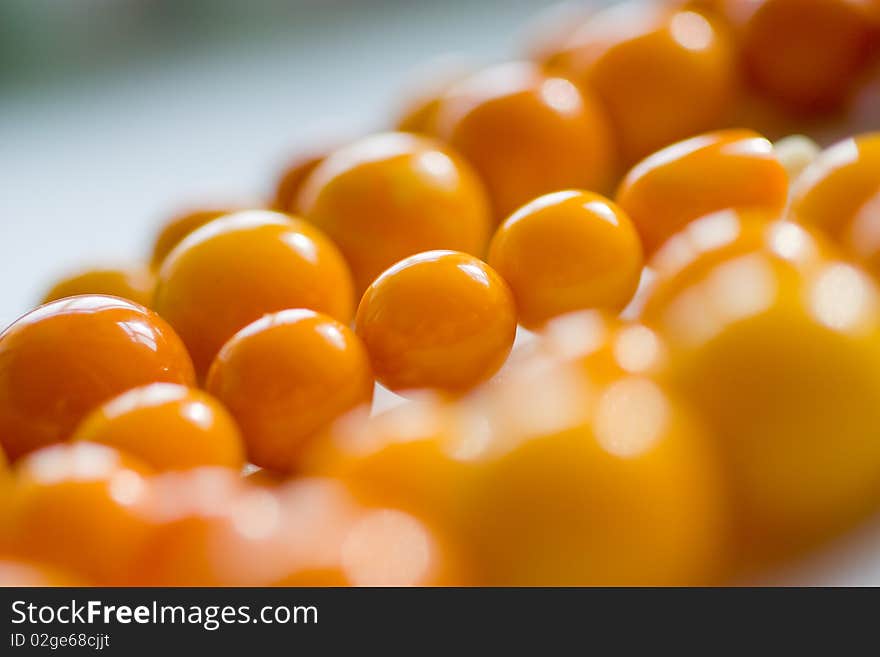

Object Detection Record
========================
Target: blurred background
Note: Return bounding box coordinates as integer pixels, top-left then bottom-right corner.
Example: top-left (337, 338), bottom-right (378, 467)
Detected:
top-left (0, 0), bottom-right (559, 327)
top-left (3, 0), bottom-right (880, 585)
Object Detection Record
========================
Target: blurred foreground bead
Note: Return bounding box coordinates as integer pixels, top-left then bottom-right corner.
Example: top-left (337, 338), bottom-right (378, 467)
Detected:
top-left (42, 266), bottom-right (155, 308)
top-left (643, 245), bottom-right (880, 568)
top-left (488, 190), bottom-right (643, 328)
top-left (2, 443), bottom-right (154, 584)
top-left (616, 129), bottom-right (789, 254)
top-left (206, 310), bottom-right (373, 474)
top-left (790, 132), bottom-right (880, 240)
top-left (72, 383), bottom-right (245, 472)
top-left (0, 295), bottom-right (195, 460)
top-left (153, 210), bottom-right (354, 377)
top-left (435, 62), bottom-right (615, 220)
top-left (356, 251), bottom-right (516, 393)
top-left (542, 1), bottom-right (737, 166)
top-left (298, 132), bottom-right (490, 293)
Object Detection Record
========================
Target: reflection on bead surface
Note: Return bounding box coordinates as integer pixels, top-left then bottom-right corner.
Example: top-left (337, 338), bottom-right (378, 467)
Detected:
top-left (435, 62), bottom-right (615, 220)
top-left (616, 129), bottom-right (789, 254)
top-left (72, 383), bottom-right (245, 472)
top-left (42, 266), bottom-right (155, 308)
top-left (206, 309), bottom-right (374, 473)
top-left (153, 210), bottom-right (354, 377)
top-left (298, 132), bottom-right (491, 293)
top-left (356, 251), bottom-right (517, 393)
top-left (543, 1), bottom-right (737, 165)
top-left (0, 295), bottom-right (195, 460)
top-left (488, 190), bottom-right (643, 328)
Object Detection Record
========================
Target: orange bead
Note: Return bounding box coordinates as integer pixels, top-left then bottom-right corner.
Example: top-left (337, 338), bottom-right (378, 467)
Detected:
top-left (206, 309), bottom-right (374, 473)
top-left (298, 132), bottom-right (491, 293)
top-left (72, 383), bottom-right (245, 472)
top-left (149, 208), bottom-right (233, 271)
top-left (0, 559), bottom-right (86, 586)
top-left (460, 369), bottom-right (728, 585)
top-left (271, 150), bottom-right (330, 214)
top-left (153, 210), bottom-right (354, 377)
top-left (790, 132), bottom-right (880, 240)
top-left (0, 296), bottom-right (195, 460)
top-left (42, 266), bottom-right (155, 307)
top-left (355, 251), bottom-right (517, 393)
top-left (488, 190), bottom-right (643, 328)
top-left (2, 443), bottom-right (154, 584)
top-left (718, 0), bottom-right (877, 112)
top-left (544, 2), bottom-right (737, 166)
top-left (642, 247), bottom-right (880, 568)
top-left (615, 129), bottom-right (789, 254)
top-left (435, 62), bottom-right (615, 221)
top-left (842, 190), bottom-right (880, 276)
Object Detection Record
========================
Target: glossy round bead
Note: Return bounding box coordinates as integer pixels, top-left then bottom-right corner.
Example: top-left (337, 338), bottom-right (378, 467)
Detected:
top-left (790, 132), bottom-right (880, 240)
top-left (488, 190), bottom-right (643, 328)
top-left (544, 2), bottom-right (737, 166)
top-left (435, 61), bottom-right (615, 221)
top-left (271, 150), bottom-right (331, 214)
top-left (206, 309), bottom-right (374, 473)
top-left (2, 443), bottom-right (154, 584)
top-left (615, 129), bottom-right (789, 254)
top-left (462, 361), bottom-right (728, 585)
top-left (42, 266), bottom-right (155, 307)
top-left (0, 296), bottom-right (195, 460)
top-left (149, 208), bottom-right (233, 271)
top-left (72, 383), bottom-right (245, 472)
top-left (298, 132), bottom-right (491, 293)
top-left (718, 0), bottom-right (877, 111)
top-left (153, 210), bottom-right (354, 377)
top-left (643, 250), bottom-right (880, 567)
top-left (355, 251), bottom-right (517, 393)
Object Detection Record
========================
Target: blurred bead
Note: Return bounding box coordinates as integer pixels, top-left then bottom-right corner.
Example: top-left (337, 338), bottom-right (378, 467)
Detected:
top-left (717, 0), bottom-right (878, 112)
top-left (133, 468), bottom-right (290, 586)
top-left (356, 251), bottom-right (516, 393)
top-left (616, 129), bottom-right (789, 254)
top-left (153, 210), bottom-right (354, 377)
top-left (149, 208), bottom-right (234, 271)
top-left (206, 309), bottom-right (373, 473)
top-left (543, 1), bottom-right (737, 165)
top-left (790, 132), bottom-right (880, 240)
top-left (462, 362), bottom-right (728, 585)
top-left (298, 132), bottom-right (490, 293)
top-left (271, 150), bottom-right (331, 214)
top-left (643, 248), bottom-right (880, 568)
top-left (842, 190), bottom-right (880, 276)
top-left (488, 190), bottom-right (643, 328)
top-left (0, 296), bottom-right (195, 460)
top-left (42, 266), bottom-right (155, 308)
top-left (774, 134), bottom-right (822, 180)
top-left (72, 383), bottom-right (245, 472)
top-left (435, 62), bottom-right (615, 220)
top-left (2, 443), bottom-right (154, 584)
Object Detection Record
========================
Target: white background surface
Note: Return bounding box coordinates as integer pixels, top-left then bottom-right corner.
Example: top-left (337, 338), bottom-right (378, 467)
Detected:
top-left (2, 0), bottom-right (879, 584)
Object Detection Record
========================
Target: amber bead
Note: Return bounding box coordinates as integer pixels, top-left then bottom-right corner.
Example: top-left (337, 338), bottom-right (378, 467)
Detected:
top-left (0, 296), bottom-right (195, 460)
